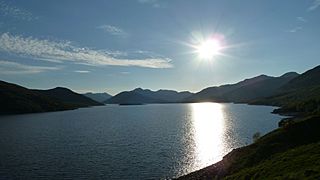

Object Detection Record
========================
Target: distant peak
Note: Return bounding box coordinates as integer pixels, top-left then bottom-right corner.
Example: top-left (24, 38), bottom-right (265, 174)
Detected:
top-left (243, 74), bottom-right (272, 82)
top-left (52, 87), bottom-right (69, 90)
top-left (49, 87), bottom-right (76, 93)
top-left (256, 74), bottom-right (271, 78)
top-left (280, 72), bottom-right (299, 78)
top-left (133, 88), bottom-right (144, 91)
top-left (157, 89), bottom-right (175, 92)
top-left (133, 88), bottom-right (152, 93)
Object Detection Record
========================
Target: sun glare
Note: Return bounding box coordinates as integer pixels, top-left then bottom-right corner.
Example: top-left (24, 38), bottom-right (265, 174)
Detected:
top-left (196, 39), bottom-right (222, 60)
top-left (191, 102), bottom-right (226, 169)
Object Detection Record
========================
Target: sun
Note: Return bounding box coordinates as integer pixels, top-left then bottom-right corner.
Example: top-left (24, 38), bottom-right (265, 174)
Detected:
top-left (195, 38), bottom-right (222, 60)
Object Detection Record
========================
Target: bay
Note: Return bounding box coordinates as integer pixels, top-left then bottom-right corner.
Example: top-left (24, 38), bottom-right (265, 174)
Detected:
top-left (0, 103), bottom-right (283, 179)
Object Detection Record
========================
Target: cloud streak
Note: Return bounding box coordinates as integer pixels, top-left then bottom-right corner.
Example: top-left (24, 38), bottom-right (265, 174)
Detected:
top-left (97, 25), bottom-right (128, 37)
top-left (0, 1), bottom-right (37, 21)
top-left (0, 60), bottom-right (60, 74)
top-left (308, 0), bottom-right (320, 11)
top-left (0, 33), bottom-right (173, 69)
top-left (297, 17), bottom-right (307, 23)
top-left (286, 27), bottom-right (302, 33)
top-left (74, 70), bottom-right (90, 73)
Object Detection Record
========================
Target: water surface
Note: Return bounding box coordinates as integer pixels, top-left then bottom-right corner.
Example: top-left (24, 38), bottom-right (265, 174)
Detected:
top-left (0, 103), bottom-right (283, 179)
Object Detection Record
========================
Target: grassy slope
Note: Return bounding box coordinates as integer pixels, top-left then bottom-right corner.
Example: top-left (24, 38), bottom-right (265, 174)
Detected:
top-left (177, 115), bottom-right (320, 180)
top-left (225, 143), bottom-right (320, 180)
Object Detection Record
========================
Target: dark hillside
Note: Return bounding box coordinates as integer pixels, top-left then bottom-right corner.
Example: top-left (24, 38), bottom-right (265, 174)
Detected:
top-left (35, 87), bottom-right (103, 107)
top-left (0, 81), bottom-right (73, 114)
top-left (280, 65), bottom-right (320, 91)
top-left (0, 80), bottom-right (102, 115)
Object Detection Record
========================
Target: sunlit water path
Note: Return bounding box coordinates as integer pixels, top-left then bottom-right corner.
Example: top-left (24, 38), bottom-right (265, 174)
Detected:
top-left (0, 103), bottom-right (283, 179)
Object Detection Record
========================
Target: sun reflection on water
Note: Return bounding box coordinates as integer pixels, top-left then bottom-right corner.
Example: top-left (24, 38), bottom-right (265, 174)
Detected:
top-left (190, 102), bottom-right (226, 169)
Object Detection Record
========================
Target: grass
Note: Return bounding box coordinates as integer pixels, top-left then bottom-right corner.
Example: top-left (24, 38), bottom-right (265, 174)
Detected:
top-left (225, 143), bottom-right (320, 179)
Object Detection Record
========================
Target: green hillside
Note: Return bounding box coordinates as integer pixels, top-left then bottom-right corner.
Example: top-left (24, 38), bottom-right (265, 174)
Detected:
top-left (225, 142), bottom-right (320, 179)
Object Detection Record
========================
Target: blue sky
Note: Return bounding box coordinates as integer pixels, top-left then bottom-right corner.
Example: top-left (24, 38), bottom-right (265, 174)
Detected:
top-left (0, 0), bottom-right (319, 95)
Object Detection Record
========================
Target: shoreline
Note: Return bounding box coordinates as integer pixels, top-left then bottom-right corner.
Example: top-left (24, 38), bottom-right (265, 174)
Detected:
top-left (3, 101), bottom-right (278, 116)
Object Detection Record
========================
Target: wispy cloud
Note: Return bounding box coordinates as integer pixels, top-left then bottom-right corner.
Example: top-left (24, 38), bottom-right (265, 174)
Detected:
top-left (0, 60), bottom-right (60, 74)
top-left (120, 71), bottom-right (130, 75)
top-left (74, 70), bottom-right (90, 73)
top-left (138, 0), bottom-right (161, 8)
top-left (0, 33), bottom-right (173, 69)
top-left (96, 25), bottom-right (128, 37)
top-left (286, 26), bottom-right (303, 33)
top-left (297, 17), bottom-right (307, 23)
top-left (0, 1), bottom-right (38, 21)
top-left (308, 0), bottom-right (320, 11)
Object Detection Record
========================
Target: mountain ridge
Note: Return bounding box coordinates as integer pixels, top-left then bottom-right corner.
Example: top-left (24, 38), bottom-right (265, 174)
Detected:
top-left (0, 80), bottom-right (103, 115)
top-left (280, 65), bottom-right (320, 91)
top-left (105, 88), bottom-right (194, 104)
top-left (33, 87), bottom-right (102, 107)
top-left (184, 72), bottom-right (299, 103)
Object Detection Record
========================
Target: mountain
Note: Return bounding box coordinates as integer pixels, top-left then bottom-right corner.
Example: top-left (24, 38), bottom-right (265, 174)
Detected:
top-left (185, 72), bottom-right (299, 103)
top-left (107, 71), bottom-right (300, 105)
top-left (105, 89), bottom-right (159, 104)
top-left (280, 65), bottom-right (320, 91)
top-left (133, 88), bottom-right (194, 102)
top-left (223, 72), bottom-right (299, 103)
top-left (105, 88), bottom-right (194, 104)
top-left (0, 81), bottom-right (72, 114)
top-left (83, 92), bottom-right (112, 103)
top-left (0, 80), bottom-right (103, 115)
top-left (252, 66), bottom-right (320, 115)
top-left (34, 87), bottom-right (103, 107)
top-left (184, 75), bottom-right (273, 102)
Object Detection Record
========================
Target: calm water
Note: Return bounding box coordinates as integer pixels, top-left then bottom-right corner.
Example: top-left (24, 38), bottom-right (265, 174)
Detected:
top-left (0, 103), bottom-right (283, 179)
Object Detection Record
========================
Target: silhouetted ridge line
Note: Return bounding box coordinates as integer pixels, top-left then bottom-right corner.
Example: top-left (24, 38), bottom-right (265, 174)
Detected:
top-left (0, 80), bottom-right (103, 115)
